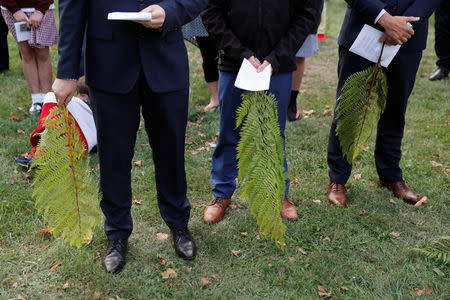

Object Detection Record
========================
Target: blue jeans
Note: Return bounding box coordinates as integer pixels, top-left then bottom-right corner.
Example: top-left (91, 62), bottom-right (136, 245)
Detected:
top-left (211, 71), bottom-right (292, 199)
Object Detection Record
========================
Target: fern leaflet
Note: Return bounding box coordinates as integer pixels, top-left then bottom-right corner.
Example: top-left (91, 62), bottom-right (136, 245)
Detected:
top-left (236, 91), bottom-right (286, 247)
top-left (336, 46), bottom-right (388, 164)
top-left (32, 106), bottom-right (101, 248)
top-left (413, 237), bottom-right (450, 265)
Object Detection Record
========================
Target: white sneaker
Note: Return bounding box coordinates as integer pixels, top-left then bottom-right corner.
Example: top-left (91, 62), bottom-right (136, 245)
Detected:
top-left (29, 103), bottom-right (43, 115)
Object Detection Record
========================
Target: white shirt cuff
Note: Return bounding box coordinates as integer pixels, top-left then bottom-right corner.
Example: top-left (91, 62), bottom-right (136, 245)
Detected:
top-left (374, 9), bottom-right (387, 24)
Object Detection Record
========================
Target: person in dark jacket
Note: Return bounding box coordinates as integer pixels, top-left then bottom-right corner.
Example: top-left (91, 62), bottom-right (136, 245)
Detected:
top-left (201, 0), bottom-right (316, 223)
top-left (0, 14), bottom-right (9, 72)
top-left (429, 0), bottom-right (449, 81)
top-left (327, 0), bottom-right (442, 207)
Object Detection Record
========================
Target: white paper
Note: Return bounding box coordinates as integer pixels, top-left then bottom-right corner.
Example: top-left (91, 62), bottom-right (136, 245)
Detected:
top-left (107, 12), bottom-right (152, 21)
top-left (349, 24), bottom-right (401, 68)
top-left (234, 59), bottom-right (271, 91)
top-left (14, 22), bottom-right (30, 42)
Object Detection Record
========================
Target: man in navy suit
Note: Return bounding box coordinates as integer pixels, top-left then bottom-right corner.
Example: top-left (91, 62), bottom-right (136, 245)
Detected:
top-left (327, 0), bottom-right (442, 207)
top-left (53, 0), bottom-right (208, 273)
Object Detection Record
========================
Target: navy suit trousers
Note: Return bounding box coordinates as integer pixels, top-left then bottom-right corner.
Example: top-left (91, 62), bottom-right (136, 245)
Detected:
top-left (327, 47), bottom-right (422, 184)
top-left (89, 72), bottom-right (191, 240)
top-left (435, 0), bottom-right (450, 70)
top-left (0, 16), bottom-right (9, 71)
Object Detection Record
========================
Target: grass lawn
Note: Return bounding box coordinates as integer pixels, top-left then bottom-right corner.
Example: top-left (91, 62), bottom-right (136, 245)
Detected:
top-left (0, 1), bottom-right (449, 299)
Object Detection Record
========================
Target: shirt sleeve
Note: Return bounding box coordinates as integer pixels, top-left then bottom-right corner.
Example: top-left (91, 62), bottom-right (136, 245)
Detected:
top-left (374, 9), bottom-right (387, 24)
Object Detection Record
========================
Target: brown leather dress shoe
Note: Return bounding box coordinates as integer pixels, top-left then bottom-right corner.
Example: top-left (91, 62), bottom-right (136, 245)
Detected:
top-left (281, 195), bottom-right (298, 220)
top-left (203, 197), bottom-right (231, 223)
top-left (378, 179), bottom-right (419, 204)
top-left (328, 182), bottom-right (347, 207)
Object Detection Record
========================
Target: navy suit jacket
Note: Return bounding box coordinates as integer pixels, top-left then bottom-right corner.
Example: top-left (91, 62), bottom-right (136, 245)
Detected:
top-left (338, 0), bottom-right (442, 52)
top-left (57, 0), bottom-right (208, 94)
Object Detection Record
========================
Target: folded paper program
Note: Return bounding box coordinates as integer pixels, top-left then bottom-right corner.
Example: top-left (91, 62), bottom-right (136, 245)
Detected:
top-left (107, 12), bottom-right (152, 21)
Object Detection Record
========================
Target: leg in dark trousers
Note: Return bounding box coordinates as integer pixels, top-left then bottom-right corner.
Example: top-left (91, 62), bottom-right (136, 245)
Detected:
top-left (375, 51), bottom-right (422, 182)
top-left (435, 0), bottom-right (450, 71)
top-left (89, 73), bottom-right (191, 240)
top-left (0, 16), bottom-right (9, 71)
top-left (196, 35), bottom-right (219, 83)
top-left (327, 47), bottom-right (373, 184)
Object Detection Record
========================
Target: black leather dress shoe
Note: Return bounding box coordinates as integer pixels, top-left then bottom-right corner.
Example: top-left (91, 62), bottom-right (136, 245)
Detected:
top-left (172, 229), bottom-right (197, 260)
top-left (102, 239), bottom-right (128, 273)
top-left (429, 67), bottom-right (449, 81)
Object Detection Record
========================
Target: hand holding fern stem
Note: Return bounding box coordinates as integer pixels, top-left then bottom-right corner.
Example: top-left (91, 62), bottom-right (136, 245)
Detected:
top-left (53, 78), bottom-right (77, 106)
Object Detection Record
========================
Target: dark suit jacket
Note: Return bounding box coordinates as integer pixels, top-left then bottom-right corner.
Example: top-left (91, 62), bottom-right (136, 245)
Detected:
top-left (338, 0), bottom-right (442, 52)
top-left (57, 0), bottom-right (208, 94)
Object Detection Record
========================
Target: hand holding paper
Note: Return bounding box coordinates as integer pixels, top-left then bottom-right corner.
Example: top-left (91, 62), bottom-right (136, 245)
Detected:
top-left (136, 5), bottom-right (166, 29)
top-left (350, 25), bottom-right (401, 68)
top-left (234, 58), bottom-right (272, 91)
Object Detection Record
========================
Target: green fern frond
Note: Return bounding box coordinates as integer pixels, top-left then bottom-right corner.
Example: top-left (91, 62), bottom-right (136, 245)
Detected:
top-left (236, 91), bottom-right (286, 247)
top-left (31, 107), bottom-right (101, 248)
top-left (413, 237), bottom-right (450, 265)
top-left (336, 55), bottom-right (388, 164)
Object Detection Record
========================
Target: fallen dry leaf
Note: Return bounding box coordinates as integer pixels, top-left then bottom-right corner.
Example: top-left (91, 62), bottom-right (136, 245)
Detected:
top-left (413, 286), bottom-right (432, 296)
top-left (292, 178), bottom-right (299, 185)
top-left (85, 230), bottom-right (94, 245)
top-left (313, 199), bottom-right (321, 205)
top-left (211, 274), bottom-right (220, 282)
top-left (362, 145), bottom-right (369, 152)
top-left (17, 129), bottom-right (25, 134)
top-left (229, 204), bottom-right (238, 210)
top-left (40, 227), bottom-right (53, 237)
top-left (134, 160), bottom-right (143, 167)
top-left (296, 248), bottom-right (307, 255)
top-left (157, 254), bottom-right (166, 266)
top-left (430, 161), bottom-right (443, 168)
top-left (49, 260), bottom-right (62, 270)
top-left (360, 210), bottom-right (368, 216)
top-left (278, 276), bottom-right (285, 283)
top-left (302, 109), bottom-right (315, 116)
top-left (200, 278), bottom-right (211, 288)
top-left (231, 250), bottom-right (242, 257)
top-left (115, 296), bottom-right (124, 300)
top-left (161, 268), bottom-right (177, 279)
top-left (156, 233), bottom-right (169, 240)
top-left (10, 177), bottom-right (17, 184)
top-left (414, 196), bottom-right (428, 207)
top-left (318, 285), bottom-right (332, 297)
top-left (354, 173), bottom-right (362, 181)
top-left (61, 281), bottom-right (70, 291)
top-left (322, 236), bottom-right (331, 242)
top-left (289, 256), bottom-right (296, 262)
top-left (18, 294), bottom-right (26, 300)
top-left (389, 198), bottom-right (397, 204)
top-left (391, 231), bottom-right (400, 237)
top-left (25, 208), bottom-right (32, 214)
top-left (9, 113), bottom-right (19, 120)
top-left (341, 286), bottom-right (349, 291)
top-left (240, 232), bottom-right (249, 237)
top-left (322, 110), bottom-right (333, 116)
top-left (93, 292), bottom-right (101, 299)
top-left (236, 204), bottom-right (244, 209)
top-left (133, 199), bottom-right (143, 205)
top-left (193, 204), bottom-right (205, 209)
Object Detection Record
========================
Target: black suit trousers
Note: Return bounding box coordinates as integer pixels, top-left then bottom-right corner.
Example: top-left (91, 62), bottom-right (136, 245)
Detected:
top-left (89, 72), bottom-right (191, 240)
top-left (435, 0), bottom-right (450, 70)
top-left (0, 16), bottom-right (9, 71)
top-left (327, 47), bottom-right (422, 184)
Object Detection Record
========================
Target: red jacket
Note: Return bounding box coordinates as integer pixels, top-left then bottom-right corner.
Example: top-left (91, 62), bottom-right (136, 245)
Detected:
top-left (1, 0), bottom-right (53, 14)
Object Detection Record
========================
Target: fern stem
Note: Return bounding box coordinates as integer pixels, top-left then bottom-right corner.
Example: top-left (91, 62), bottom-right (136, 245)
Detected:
top-left (62, 108), bottom-right (83, 236)
top-left (353, 43), bottom-right (386, 158)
